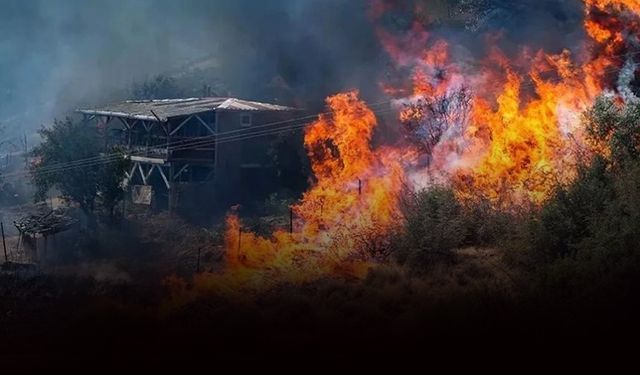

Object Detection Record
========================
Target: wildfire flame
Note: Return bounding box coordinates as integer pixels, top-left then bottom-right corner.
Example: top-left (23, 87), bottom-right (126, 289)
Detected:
top-left (195, 0), bottom-right (640, 292)
top-left (196, 92), bottom-right (411, 291)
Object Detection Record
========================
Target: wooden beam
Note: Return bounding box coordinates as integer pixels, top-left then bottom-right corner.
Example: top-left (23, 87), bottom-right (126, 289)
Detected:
top-left (173, 164), bottom-right (189, 181)
top-left (124, 162), bottom-right (137, 180)
top-left (170, 115), bottom-right (193, 136)
top-left (145, 165), bottom-right (156, 182)
top-left (77, 110), bottom-right (158, 122)
top-left (194, 114), bottom-right (215, 135)
top-left (118, 117), bottom-right (132, 129)
top-left (138, 163), bottom-right (147, 185)
top-left (160, 121), bottom-right (169, 135)
top-left (149, 111), bottom-right (169, 135)
top-left (124, 163), bottom-right (138, 186)
top-left (150, 110), bottom-right (163, 123)
top-left (142, 121), bottom-right (152, 132)
top-left (157, 166), bottom-right (171, 190)
top-left (130, 155), bottom-right (167, 165)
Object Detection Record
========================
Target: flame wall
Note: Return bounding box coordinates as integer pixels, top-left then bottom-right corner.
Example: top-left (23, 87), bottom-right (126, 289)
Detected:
top-left (203, 0), bottom-right (640, 291)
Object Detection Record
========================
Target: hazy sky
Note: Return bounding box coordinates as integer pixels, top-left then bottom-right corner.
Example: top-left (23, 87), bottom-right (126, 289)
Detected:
top-left (0, 0), bottom-right (585, 139)
top-left (0, 0), bottom-right (384, 134)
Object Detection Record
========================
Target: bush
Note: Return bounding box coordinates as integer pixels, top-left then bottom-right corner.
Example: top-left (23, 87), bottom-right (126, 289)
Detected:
top-left (395, 187), bottom-right (467, 272)
top-left (503, 97), bottom-right (640, 280)
top-left (459, 196), bottom-right (515, 246)
top-left (530, 156), bottom-right (614, 262)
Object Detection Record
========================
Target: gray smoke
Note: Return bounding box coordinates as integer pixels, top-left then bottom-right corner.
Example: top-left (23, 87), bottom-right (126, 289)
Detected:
top-left (0, 0), bottom-right (592, 141)
top-left (0, 0), bottom-right (384, 137)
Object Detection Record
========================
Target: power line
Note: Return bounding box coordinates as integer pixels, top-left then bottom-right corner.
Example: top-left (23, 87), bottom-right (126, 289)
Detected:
top-left (2, 107), bottom-right (397, 180)
top-left (25, 100), bottom-right (394, 176)
top-left (9, 48), bottom-right (640, 180)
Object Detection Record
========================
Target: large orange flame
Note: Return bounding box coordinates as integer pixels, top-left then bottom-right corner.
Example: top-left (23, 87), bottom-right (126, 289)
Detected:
top-left (383, 0), bottom-right (640, 205)
top-left (196, 92), bottom-right (411, 292)
top-left (195, 0), bottom-right (640, 291)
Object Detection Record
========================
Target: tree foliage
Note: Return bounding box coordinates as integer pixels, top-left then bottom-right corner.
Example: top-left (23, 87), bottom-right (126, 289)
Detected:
top-left (30, 118), bottom-right (130, 220)
top-left (506, 96), bottom-right (640, 273)
top-left (131, 75), bottom-right (183, 100)
top-left (395, 187), bottom-right (467, 271)
top-left (131, 73), bottom-right (228, 100)
top-left (585, 95), bottom-right (640, 166)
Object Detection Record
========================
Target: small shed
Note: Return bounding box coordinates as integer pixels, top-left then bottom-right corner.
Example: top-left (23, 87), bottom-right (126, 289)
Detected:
top-left (14, 208), bottom-right (79, 263)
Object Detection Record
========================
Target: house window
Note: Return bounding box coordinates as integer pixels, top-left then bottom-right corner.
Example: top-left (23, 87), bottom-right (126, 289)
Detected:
top-left (240, 114), bottom-right (252, 127)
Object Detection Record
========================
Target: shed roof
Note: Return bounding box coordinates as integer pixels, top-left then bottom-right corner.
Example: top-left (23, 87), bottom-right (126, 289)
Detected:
top-left (77, 97), bottom-right (296, 122)
top-left (14, 208), bottom-right (78, 236)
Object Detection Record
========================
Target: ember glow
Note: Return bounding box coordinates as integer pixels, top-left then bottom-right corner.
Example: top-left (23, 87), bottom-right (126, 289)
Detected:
top-left (204, 0), bottom-right (640, 289)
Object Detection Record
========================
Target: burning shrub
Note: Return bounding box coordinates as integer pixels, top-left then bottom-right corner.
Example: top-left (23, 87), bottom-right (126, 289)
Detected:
top-left (352, 224), bottom-right (398, 263)
top-left (585, 95), bottom-right (640, 166)
top-left (505, 98), bottom-right (640, 272)
top-left (398, 86), bottom-right (472, 158)
top-left (395, 187), bottom-right (467, 272)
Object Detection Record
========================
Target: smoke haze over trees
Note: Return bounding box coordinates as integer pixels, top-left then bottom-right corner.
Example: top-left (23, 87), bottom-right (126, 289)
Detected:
top-left (1, 0), bottom-right (590, 138)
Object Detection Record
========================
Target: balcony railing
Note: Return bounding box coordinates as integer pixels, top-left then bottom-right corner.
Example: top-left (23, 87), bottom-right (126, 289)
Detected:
top-left (128, 146), bottom-right (169, 159)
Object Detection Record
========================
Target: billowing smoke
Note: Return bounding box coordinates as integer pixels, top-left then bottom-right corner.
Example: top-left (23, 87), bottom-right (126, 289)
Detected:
top-left (0, 0), bottom-right (383, 137)
top-left (0, 0), bottom-right (598, 140)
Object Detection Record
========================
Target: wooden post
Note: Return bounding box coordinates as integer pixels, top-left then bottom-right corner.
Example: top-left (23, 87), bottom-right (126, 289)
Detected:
top-left (1, 222), bottom-right (7, 263)
top-left (196, 247), bottom-right (201, 273)
top-left (15, 233), bottom-right (22, 257)
top-left (168, 165), bottom-right (174, 213)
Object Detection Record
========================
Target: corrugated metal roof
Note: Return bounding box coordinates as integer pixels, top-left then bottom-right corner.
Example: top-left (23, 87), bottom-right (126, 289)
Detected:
top-left (77, 97), bottom-right (295, 122)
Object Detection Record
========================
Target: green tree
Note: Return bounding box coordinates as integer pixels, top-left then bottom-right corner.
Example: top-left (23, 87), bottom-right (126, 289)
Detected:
top-left (30, 118), bottom-right (130, 225)
top-left (97, 146), bottom-right (131, 220)
top-left (585, 95), bottom-right (640, 166)
top-left (131, 74), bottom-right (183, 100)
top-left (508, 96), bottom-right (640, 267)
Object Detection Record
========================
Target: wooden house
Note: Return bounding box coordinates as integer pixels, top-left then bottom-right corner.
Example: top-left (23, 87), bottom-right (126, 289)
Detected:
top-left (78, 97), bottom-right (300, 213)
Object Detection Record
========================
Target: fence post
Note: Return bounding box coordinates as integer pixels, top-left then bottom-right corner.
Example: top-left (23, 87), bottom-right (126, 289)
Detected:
top-left (1, 222), bottom-right (7, 263)
top-left (289, 207), bottom-right (294, 234)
